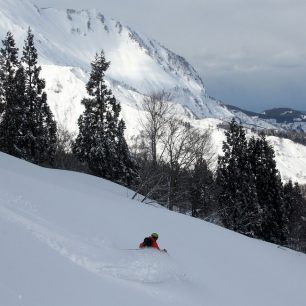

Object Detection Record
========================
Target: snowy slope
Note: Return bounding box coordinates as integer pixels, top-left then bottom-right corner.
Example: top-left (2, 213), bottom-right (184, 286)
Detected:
top-left (1, 153), bottom-right (306, 306)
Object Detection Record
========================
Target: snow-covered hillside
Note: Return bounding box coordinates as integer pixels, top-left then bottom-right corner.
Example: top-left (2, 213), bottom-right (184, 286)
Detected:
top-left (0, 0), bottom-right (282, 130)
top-left (0, 0), bottom-right (234, 122)
top-left (227, 105), bottom-right (306, 133)
top-left (1, 152), bottom-right (306, 306)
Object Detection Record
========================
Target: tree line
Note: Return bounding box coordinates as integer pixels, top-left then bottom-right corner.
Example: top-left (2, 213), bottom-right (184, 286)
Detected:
top-left (1, 30), bottom-right (305, 254)
top-left (130, 95), bottom-right (306, 253)
top-left (0, 29), bottom-right (137, 185)
top-left (0, 30), bottom-right (56, 164)
top-left (216, 120), bottom-right (306, 251)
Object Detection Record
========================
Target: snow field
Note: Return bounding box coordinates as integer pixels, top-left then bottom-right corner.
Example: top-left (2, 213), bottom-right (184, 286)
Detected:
top-left (0, 200), bottom-right (184, 285)
top-left (1, 153), bottom-right (306, 306)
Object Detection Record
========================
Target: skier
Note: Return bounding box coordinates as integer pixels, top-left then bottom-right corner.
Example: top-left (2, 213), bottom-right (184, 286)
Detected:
top-left (139, 233), bottom-right (167, 252)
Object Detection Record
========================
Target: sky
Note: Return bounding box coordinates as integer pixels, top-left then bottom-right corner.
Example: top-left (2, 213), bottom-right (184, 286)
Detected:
top-left (33, 0), bottom-right (306, 112)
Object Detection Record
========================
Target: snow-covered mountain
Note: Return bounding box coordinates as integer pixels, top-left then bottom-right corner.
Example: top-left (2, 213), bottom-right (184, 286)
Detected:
top-left (1, 0), bottom-right (304, 132)
top-left (262, 108), bottom-right (306, 123)
top-left (0, 0), bottom-right (306, 184)
top-left (227, 105), bottom-right (306, 133)
top-left (1, 152), bottom-right (306, 306)
top-left (0, 0), bottom-right (234, 122)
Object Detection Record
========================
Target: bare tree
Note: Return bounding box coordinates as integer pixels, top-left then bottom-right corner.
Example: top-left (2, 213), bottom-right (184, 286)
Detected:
top-left (134, 92), bottom-right (214, 212)
top-left (161, 119), bottom-right (213, 210)
top-left (300, 184), bottom-right (306, 199)
top-left (140, 91), bottom-right (173, 165)
top-left (53, 125), bottom-right (89, 172)
top-left (130, 134), bottom-right (170, 205)
top-left (56, 125), bottom-right (75, 154)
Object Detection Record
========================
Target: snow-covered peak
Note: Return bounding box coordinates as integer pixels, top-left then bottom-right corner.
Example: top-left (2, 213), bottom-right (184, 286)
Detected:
top-left (0, 0), bottom-right (233, 120)
top-left (1, 0), bottom-right (304, 132)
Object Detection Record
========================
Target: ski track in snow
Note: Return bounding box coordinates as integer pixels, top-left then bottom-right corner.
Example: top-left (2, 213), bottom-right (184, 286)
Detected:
top-left (0, 192), bottom-right (187, 285)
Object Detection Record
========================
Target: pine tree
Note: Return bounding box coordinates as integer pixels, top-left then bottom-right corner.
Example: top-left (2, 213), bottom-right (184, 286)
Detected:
top-left (39, 92), bottom-right (57, 162)
top-left (0, 32), bottom-right (19, 112)
top-left (233, 133), bottom-right (288, 244)
top-left (248, 134), bottom-right (287, 244)
top-left (189, 158), bottom-right (216, 219)
top-left (21, 27), bottom-right (57, 164)
top-left (216, 119), bottom-right (262, 237)
top-left (0, 32), bottom-right (26, 157)
top-left (73, 51), bottom-right (138, 185)
top-left (114, 119), bottom-right (139, 185)
top-left (284, 180), bottom-right (306, 251)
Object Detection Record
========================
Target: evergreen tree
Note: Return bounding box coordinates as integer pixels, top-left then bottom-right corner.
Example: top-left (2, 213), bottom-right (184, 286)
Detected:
top-left (216, 119), bottom-right (262, 237)
top-left (21, 27), bottom-right (57, 164)
top-left (0, 32), bottom-right (19, 113)
top-left (0, 32), bottom-right (26, 157)
top-left (39, 92), bottom-right (57, 162)
top-left (189, 158), bottom-right (216, 219)
top-left (114, 119), bottom-right (139, 185)
top-left (248, 134), bottom-right (287, 244)
top-left (73, 51), bottom-right (138, 185)
top-left (284, 180), bottom-right (306, 251)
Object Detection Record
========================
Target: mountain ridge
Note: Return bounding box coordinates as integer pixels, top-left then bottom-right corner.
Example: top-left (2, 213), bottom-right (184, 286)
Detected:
top-left (0, 0), bottom-right (246, 124)
top-left (227, 104), bottom-right (306, 131)
top-left (0, 0), bottom-right (305, 134)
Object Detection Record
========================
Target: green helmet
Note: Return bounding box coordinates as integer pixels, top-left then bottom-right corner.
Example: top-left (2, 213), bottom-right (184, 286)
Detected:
top-left (151, 232), bottom-right (159, 239)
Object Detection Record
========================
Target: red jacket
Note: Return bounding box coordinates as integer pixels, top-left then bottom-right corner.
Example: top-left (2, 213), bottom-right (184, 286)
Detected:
top-left (139, 237), bottom-right (160, 250)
